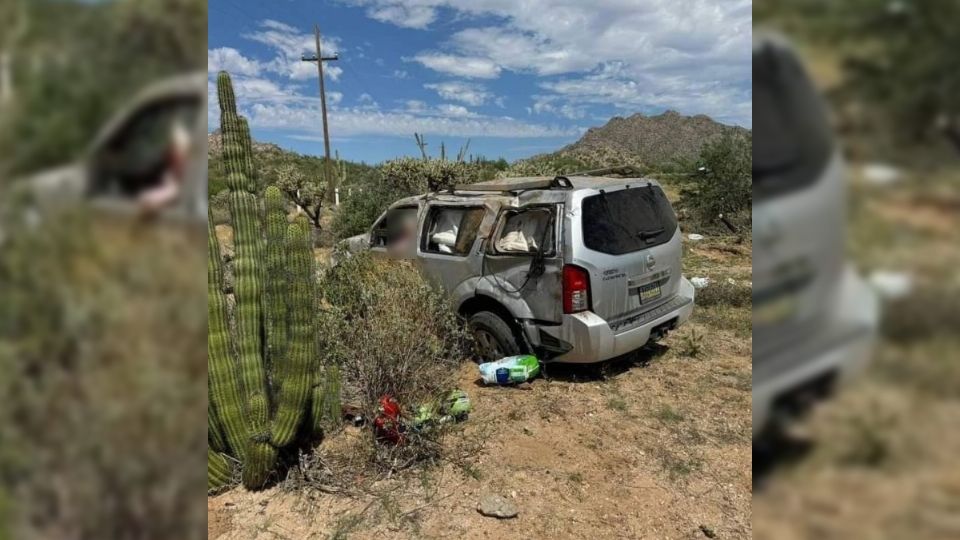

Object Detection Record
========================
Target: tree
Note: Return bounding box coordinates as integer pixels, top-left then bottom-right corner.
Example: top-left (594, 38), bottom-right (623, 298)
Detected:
top-left (274, 162), bottom-right (325, 230)
top-left (679, 133), bottom-right (752, 231)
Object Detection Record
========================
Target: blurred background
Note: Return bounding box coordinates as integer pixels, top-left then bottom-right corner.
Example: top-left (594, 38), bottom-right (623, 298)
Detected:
top-left (754, 0), bottom-right (960, 538)
top-left (0, 1), bottom-right (207, 539)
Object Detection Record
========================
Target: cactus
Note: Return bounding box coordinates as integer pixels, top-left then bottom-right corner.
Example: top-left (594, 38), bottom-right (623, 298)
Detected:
top-left (207, 450), bottom-right (235, 493)
top-left (269, 217), bottom-right (316, 447)
top-left (208, 71), bottom-right (337, 490)
top-left (207, 214), bottom-right (248, 459)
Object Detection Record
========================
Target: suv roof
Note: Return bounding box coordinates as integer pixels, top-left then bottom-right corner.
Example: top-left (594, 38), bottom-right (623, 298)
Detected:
top-left (386, 175), bottom-right (664, 209)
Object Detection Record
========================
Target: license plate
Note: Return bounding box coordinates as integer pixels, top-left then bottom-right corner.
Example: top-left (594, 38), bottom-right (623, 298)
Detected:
top-left (754, 294), bottom-right (798, 324)
top-left (638, 282), bottom-right (662, 303)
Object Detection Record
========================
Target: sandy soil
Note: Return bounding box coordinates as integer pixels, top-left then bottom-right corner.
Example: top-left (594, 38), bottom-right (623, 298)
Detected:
top-left (208, 238), bottom-right (752, 539)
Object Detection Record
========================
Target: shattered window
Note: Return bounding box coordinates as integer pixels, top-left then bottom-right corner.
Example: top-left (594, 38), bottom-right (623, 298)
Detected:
top-left (422, 206), bottom-right (485, 255)
top-left (495, 207), bottom-right (554, 255)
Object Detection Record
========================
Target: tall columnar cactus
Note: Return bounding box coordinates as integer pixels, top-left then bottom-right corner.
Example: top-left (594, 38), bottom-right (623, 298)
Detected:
top-left (208, 71), bottom-right (334, 490)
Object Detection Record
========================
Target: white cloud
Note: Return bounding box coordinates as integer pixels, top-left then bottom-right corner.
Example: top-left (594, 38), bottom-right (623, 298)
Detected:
top-left (424, 81), bottom-right (492, 106)
top-left (208, 48), bottom-right (262, 77)
top-left (349, 0), bottom-right (752, 126)
top-left (393, 69), bottom-right (409, 79)
top-left (436, 104), bottom-right (477, 118)
top-left (237, 20), bottom-right (342, 82)
top-left (367, 3), bottom-right (437, 29)
top-left (243, 100), bottom-right (576, 138)
top-left (411, 53), bottom-right (501, 79)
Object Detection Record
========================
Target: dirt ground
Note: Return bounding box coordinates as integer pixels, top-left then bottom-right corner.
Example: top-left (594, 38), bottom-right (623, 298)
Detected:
top-left (208, 230), bottom-right (753, 539)
top-left (752, 166), bottom-right (960, 539)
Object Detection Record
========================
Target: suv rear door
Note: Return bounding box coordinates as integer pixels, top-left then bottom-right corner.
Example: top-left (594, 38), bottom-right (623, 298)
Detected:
top-left (482, 204), bottom-right (564, 323)
top-left (416, 202), bottom-right (488, 291)
top-left (569, 183), bottom-right (682, 331)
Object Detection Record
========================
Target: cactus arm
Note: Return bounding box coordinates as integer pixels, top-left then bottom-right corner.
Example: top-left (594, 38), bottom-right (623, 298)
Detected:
top-left (270, 217), bottom-right (316, 446)
top-left (207, 449), bottom-right (236, 493)
top-left (262, 186), bottom-right (288, 391)
top-left (207, 214), bottom-right (248, 459)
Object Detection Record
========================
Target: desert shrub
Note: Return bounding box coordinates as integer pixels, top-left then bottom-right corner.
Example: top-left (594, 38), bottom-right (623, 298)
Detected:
top-left (330, 182), bottom-right (407, 240)
top-left (695, 279), bottom-right (752, 307)
top-left (317, 252), bottom-right (469, 469)
top-left (679, 133), bottom-right (752, 232)
top-left (881, 287), bottom-right (960, 344)
top-left (0, 200), bottom-right (207, 538)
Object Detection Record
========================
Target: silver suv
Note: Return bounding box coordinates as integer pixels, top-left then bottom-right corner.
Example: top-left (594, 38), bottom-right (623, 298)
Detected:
top-left (345, 175), bottom-right (695, 363)
top-left (752, 35), bottom-right (879, 438)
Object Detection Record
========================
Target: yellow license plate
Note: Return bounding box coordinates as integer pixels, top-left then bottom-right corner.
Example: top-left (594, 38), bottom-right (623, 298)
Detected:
top-left (639, 283), bottom-right (661, 303)
top-left (754, 295), bottom-right (798, 324)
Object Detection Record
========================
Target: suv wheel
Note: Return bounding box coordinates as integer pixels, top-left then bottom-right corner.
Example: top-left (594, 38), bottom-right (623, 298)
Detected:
top-left (468, 311), bottom-right (521, 363)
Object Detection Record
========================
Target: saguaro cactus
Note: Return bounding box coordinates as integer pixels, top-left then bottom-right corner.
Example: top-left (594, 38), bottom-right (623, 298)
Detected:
top-left (207, 71), bottom-right (332, 490)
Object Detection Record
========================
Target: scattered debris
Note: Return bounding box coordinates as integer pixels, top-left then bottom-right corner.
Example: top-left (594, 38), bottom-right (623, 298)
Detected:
top-left (691, 276), bottom-right (711, 289)
top-left (688, 233), bottom-right (705, 241)
top-left (868, 270), bottom-right (914, 300)
top-left (699, 524), bottom-right (716, 538)
top-left (477, 494), bottom-right (519, 519)
top-left (373, 395), bottom-right (405, 445)
top-left (862, 162), bottom-right (902, 186)
top-left (479, 354), bottom-right (540, 385)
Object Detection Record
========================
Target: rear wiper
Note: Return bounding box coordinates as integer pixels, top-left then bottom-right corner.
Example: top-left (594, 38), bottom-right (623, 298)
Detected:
top-left (638, 228), bottom-right (664, 242)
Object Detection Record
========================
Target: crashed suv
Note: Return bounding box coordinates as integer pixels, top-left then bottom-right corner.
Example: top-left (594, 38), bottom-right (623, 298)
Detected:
top-left (344, 175), bottom-right (695, 363)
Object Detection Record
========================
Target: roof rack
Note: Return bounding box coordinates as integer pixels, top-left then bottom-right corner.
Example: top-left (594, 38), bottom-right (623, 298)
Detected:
top-left (568, 164), bottom-right (644, 177)
top-left (453, 176), bottom-right (574, 193)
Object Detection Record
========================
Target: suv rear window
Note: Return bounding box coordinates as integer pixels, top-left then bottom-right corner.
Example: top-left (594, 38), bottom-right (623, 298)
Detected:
top-left (582, 185), bottom-right (677, 255)
top-left (753, 42), bottom-right (834, 199)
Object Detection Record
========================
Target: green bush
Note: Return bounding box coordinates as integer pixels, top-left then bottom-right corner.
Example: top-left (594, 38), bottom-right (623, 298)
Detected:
top-left (318, 253), bottom-right (468, 467)
top-left (679, 133), bottom-right (752, 232)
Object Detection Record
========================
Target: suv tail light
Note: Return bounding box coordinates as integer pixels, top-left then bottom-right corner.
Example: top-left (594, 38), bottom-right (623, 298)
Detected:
top-left (563, 264), bottom-right (591, 314)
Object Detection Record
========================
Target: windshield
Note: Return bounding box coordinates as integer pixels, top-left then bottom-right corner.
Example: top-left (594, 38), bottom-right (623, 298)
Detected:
top-left (581, 185), bottom-right (677, 255)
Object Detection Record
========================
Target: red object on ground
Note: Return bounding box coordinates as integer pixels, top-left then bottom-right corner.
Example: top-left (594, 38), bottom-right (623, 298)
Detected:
top-left (374, 395), bottom-right (405, 444)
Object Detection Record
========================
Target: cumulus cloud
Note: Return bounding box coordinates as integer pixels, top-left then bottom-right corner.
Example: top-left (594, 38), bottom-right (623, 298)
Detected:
top-left (208, 48), bottom-right (262, 77)
top-left (424, 81), bottom-right (492, 106)
top-left (367, 3), bottom-right (437, 29)
top-left (246, 101), bottom-right (578, 138)
top-left (411, 53), bottom-right (501, 79)
top-left (352, 0), bottom-right (752, 126)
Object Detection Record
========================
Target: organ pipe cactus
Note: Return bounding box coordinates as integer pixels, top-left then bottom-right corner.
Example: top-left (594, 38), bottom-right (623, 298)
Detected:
top-left (208, 71), bottom-right (331, 490)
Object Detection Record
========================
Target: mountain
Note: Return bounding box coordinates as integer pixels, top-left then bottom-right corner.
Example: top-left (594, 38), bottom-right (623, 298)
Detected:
top-left (522, 110), bottom-right (750, 172)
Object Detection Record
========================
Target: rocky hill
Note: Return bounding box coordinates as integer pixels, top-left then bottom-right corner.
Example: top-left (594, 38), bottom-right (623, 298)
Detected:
top-left (208, 130), bottom-right (283, 157)
top-left (523, 110), bottom-right (749, 172)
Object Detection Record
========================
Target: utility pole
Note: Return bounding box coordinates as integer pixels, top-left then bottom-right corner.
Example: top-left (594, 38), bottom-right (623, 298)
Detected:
top-left (302, 24), bottom-right (339, 203)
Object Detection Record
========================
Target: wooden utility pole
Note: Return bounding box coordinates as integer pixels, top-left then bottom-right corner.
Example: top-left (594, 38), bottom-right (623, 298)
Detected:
top-left (302, 24), bottom-right (339, 203)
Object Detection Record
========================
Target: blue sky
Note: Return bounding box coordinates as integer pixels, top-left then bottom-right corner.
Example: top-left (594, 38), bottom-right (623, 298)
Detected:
top-left (208, 0), bottom-right (751, 164)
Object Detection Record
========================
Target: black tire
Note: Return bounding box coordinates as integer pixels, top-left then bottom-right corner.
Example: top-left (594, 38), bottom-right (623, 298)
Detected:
top-left (468, 311), bottom-right (522, 363)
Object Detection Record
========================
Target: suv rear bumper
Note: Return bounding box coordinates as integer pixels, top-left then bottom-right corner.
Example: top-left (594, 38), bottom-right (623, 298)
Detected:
top-left (752, 266), bottom-right (879, 437)
top-left (539, 277), bottom-right (695, 363)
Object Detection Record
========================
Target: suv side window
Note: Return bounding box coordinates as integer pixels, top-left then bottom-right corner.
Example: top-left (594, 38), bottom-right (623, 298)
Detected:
top-left (371, 206), bottom-right (418, 249)
top-left (493, 207), bottom-right (554, 256)
top-left (421, 206), bottom-right (485, 256)
top-left (91, 97), bottom-right (201, 198)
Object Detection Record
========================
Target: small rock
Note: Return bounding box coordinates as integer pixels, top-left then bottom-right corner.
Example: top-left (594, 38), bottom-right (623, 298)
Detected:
top-left (477, 494), bottom-right (519, 519)
top-left (522, 426), bottom-right (533, 436)
top-left (517, 382), bottom-right (533, 390)
top-left (699, 525), bottom-right (716, 538)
